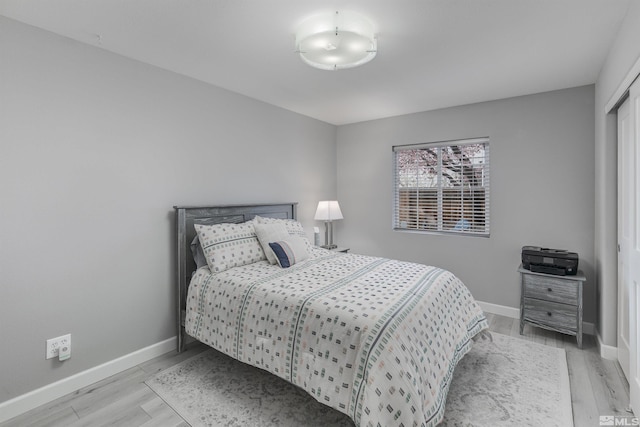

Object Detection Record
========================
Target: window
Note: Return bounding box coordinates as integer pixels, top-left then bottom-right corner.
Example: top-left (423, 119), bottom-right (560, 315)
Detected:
top-left (393, 137), bottom-right (490, 236)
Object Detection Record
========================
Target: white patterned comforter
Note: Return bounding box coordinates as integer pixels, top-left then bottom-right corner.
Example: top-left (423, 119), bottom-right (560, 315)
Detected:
top-left (185, 248), bottom-right (487, 427)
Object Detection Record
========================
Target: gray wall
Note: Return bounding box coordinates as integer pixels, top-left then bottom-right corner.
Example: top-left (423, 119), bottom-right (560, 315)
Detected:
top-left (0, 17), bottom-right (337, 403)
top-left (336, 86), bottom-right (595, 322)
top-left (594, 2), bottom-right (640, 346)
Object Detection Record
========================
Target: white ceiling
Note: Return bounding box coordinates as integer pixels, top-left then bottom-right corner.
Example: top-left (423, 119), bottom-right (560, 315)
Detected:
top-left (0, 0), bottom-right (630, 125)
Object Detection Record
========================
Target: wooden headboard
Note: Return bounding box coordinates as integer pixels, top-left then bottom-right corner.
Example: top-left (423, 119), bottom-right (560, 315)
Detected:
top-left (173, 202), bottom-right (298, 352)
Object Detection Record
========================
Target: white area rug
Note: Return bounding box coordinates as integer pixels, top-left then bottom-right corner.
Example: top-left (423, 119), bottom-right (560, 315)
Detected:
top-left (441, 332), bottom-right (573, 426)
top-left (146, 332), bottom-right (573, 426)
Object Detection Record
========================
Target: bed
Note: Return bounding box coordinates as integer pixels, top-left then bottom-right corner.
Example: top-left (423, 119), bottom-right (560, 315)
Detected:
top-left (174, 202), bottom-right (488, 427)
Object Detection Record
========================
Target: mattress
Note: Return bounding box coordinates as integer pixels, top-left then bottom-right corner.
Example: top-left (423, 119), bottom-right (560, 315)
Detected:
top-left (185, 248), bottom-right (487, 427)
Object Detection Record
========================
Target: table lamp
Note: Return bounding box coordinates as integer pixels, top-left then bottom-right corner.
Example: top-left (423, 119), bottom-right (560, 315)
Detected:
top-left (314, 201), bottom-right (343, 249)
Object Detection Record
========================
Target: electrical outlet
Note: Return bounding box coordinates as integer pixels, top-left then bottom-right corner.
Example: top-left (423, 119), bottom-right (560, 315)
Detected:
top-left (46, 334), bottom-right (71, 360)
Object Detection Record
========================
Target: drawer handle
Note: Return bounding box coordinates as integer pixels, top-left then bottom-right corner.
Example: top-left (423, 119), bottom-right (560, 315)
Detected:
top-left (547, 312), bottom-right (552, 317)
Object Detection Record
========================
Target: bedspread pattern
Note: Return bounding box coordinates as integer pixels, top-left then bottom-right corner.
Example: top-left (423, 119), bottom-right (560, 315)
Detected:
top-left (185, 250), bottom-right (487, 427)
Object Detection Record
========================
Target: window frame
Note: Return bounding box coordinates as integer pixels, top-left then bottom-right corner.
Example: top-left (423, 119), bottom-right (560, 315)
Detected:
top-left (392, 137), bottom-right (490, 237)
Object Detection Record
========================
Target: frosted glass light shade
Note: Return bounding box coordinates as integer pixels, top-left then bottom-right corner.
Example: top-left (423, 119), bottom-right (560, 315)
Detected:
top-left (295, 11), bottom-right (377, 70)
top-left (314, 201), bottom-right (344, 221)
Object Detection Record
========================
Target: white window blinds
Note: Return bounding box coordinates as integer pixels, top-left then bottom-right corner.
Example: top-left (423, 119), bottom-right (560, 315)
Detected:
top-left (393, 137), bottom-right (490, 236)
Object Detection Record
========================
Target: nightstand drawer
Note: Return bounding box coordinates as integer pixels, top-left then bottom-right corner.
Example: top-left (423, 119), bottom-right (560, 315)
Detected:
top-left (522, 274), bottom-right (579, 305)
top-left (523, 298), bottom-right (578, 332)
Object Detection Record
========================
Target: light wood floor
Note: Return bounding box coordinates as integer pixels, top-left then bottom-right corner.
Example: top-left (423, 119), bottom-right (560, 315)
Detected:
top-left (1, 314), bottom-right (632, 427)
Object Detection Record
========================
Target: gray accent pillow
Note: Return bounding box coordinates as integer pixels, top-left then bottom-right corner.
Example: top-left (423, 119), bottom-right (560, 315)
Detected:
top-left (190, 235), bottom-right (208, 269)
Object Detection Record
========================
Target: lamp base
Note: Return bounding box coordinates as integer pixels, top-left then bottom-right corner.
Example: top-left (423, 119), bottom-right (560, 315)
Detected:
top-left (322, 221), bottom-right (338, 250)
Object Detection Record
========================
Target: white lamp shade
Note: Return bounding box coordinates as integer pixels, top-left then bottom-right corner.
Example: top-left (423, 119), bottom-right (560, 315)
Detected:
top-left (314, 201), bottom-right (344, 221)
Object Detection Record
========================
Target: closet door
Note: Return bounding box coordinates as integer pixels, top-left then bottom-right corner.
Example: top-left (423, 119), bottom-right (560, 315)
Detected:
top-left (619, 78), bottom-right (640, 414)
top-left (618, 97), bottom-right (631, 380)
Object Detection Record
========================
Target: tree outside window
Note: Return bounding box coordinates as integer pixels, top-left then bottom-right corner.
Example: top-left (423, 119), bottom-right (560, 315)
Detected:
top-left (393, 138), bottom-right (490, 236)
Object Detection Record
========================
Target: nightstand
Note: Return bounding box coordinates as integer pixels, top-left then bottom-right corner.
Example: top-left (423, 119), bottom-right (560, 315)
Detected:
top-left (519, 265), bottom-right (586, 348)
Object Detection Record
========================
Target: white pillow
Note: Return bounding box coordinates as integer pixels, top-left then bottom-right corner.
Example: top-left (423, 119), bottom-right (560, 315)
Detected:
top-left (194, 222), bottom-right (265, 273)
top-left (254, 216), bottom-right (313, 252)
top-left (268, 237), bottom-right (310, 268)
top-left (254, 223), bottom-right (290, 265)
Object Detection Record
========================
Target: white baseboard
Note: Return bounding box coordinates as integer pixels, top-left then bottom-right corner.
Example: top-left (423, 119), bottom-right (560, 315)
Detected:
top-left (597, 331), bottom-right (618, 360)
top-left (0, 336), bottom-right (176, 424)
top-left (477, 300), bottom-right (596, 336)
top-left (477, 300), bottom-right (520, 319)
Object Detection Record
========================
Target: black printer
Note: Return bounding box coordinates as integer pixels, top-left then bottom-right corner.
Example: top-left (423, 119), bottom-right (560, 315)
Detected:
top-left (521, 246), bottom-right (579, 276)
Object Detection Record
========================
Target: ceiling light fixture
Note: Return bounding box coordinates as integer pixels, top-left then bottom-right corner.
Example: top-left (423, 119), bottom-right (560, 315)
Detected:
top-left (295, 11), bottom-right (377, 71)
